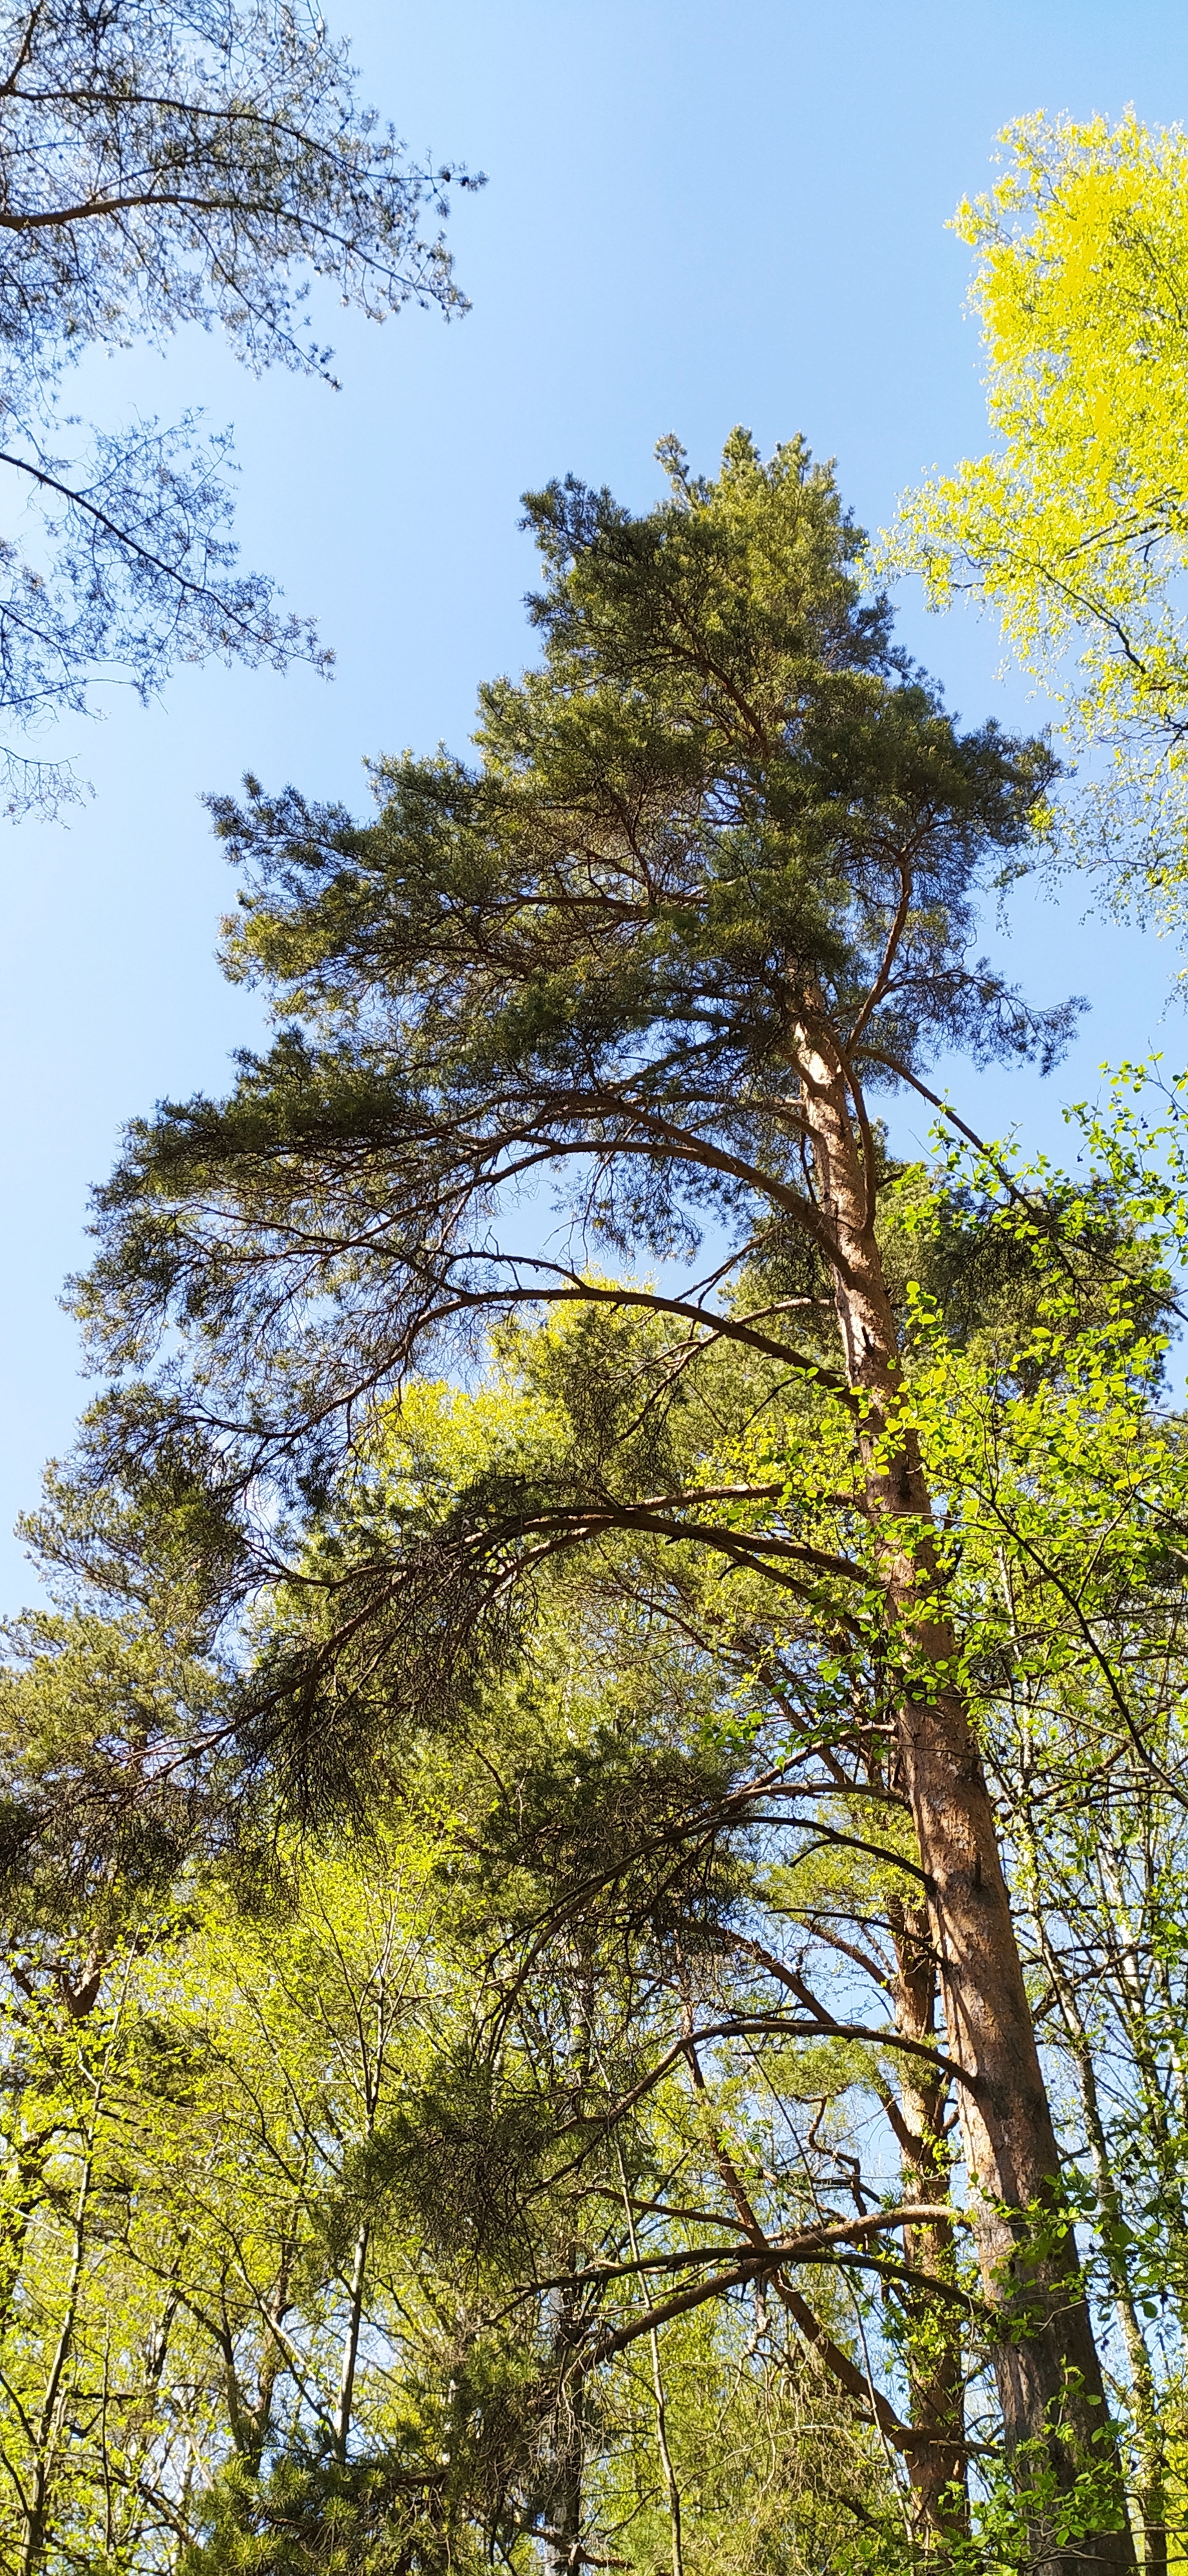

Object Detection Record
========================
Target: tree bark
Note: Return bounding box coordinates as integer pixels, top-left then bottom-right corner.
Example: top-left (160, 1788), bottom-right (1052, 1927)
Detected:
top-left (1062, 1993), bottom-right (1162, 2574)
top-left (541, 2282), bottom-right (584, 2576)
top-left (791, 1016), bottom-right (1135, 2571)
top-left (888, 1899), bottom-right (969, 2544)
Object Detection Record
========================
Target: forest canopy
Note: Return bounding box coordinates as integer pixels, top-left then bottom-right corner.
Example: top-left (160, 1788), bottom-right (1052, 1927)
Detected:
top-left (10, 95), bottom-right (1188, 2576)
top-left (1, 423), bottom-right (1187, 2575)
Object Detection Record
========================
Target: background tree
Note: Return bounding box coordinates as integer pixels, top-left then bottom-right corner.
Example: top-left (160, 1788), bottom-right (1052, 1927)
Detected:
top-left (0, 1580), bottom-right (901, 2575)
top-left (888, 111), bottom-right (1188, 941)
top-left (0, 0), bottom-right (477, 815)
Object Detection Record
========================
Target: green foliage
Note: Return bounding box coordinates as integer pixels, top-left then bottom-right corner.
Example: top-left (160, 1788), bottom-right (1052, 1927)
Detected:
top-left (23, 432), bottom-right (1188, 2564)
top-left (888, 111), bottom-right (1188, 936)
top-left (0, 0), bottom-right (477, 812)
top-left (70, 427), bottom-right (1063, 1524)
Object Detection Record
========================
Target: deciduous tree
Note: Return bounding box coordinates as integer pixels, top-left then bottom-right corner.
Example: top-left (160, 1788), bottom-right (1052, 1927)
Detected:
top-left (889, 113), bottom-right (1188, 936)
top-left (0, 0), bottom-right (476, 812)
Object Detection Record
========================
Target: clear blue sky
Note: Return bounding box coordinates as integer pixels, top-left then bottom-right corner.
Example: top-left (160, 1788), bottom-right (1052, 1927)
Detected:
top-left (3, 0), bottom-right (1187, 1607)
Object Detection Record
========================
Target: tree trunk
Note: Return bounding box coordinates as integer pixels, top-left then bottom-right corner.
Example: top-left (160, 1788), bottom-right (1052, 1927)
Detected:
top-left (889, 1900), bottom-right (969, 2545)
top-left (1068, 2016), bottom-right (1163, 2574)
top-left (791, 1019), bottom-right (1134, 2570)
top-left (1024, 1837), bottom-right (1164, 2576)
top-left (541, 2284), bottom-right (583, 2576)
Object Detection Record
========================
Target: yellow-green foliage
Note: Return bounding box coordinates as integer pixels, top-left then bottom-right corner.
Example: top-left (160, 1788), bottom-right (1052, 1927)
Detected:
top-left (888, 112), bottom-right (1188, 923)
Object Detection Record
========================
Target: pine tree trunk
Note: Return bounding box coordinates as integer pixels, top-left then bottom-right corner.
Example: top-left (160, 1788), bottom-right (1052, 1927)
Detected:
top-left (791, 1018), bottom-right (1135, 2570)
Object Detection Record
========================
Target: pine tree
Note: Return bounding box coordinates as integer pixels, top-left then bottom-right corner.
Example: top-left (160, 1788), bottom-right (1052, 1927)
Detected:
top-left (78, 429), bottom-right (1134, 2564)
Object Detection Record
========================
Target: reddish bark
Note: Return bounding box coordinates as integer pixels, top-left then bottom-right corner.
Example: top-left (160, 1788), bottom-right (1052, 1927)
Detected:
top-left (792, 1012), bottom-right (1134, 2571)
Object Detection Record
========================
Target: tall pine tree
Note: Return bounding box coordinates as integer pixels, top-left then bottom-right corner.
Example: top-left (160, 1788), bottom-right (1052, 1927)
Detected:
top-left (79, 430), bottom-right (1131, 2566)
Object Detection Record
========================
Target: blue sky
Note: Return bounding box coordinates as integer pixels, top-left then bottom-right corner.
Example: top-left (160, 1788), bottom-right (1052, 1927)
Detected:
top-left (4, 0), bottom-right (1188, 1607)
